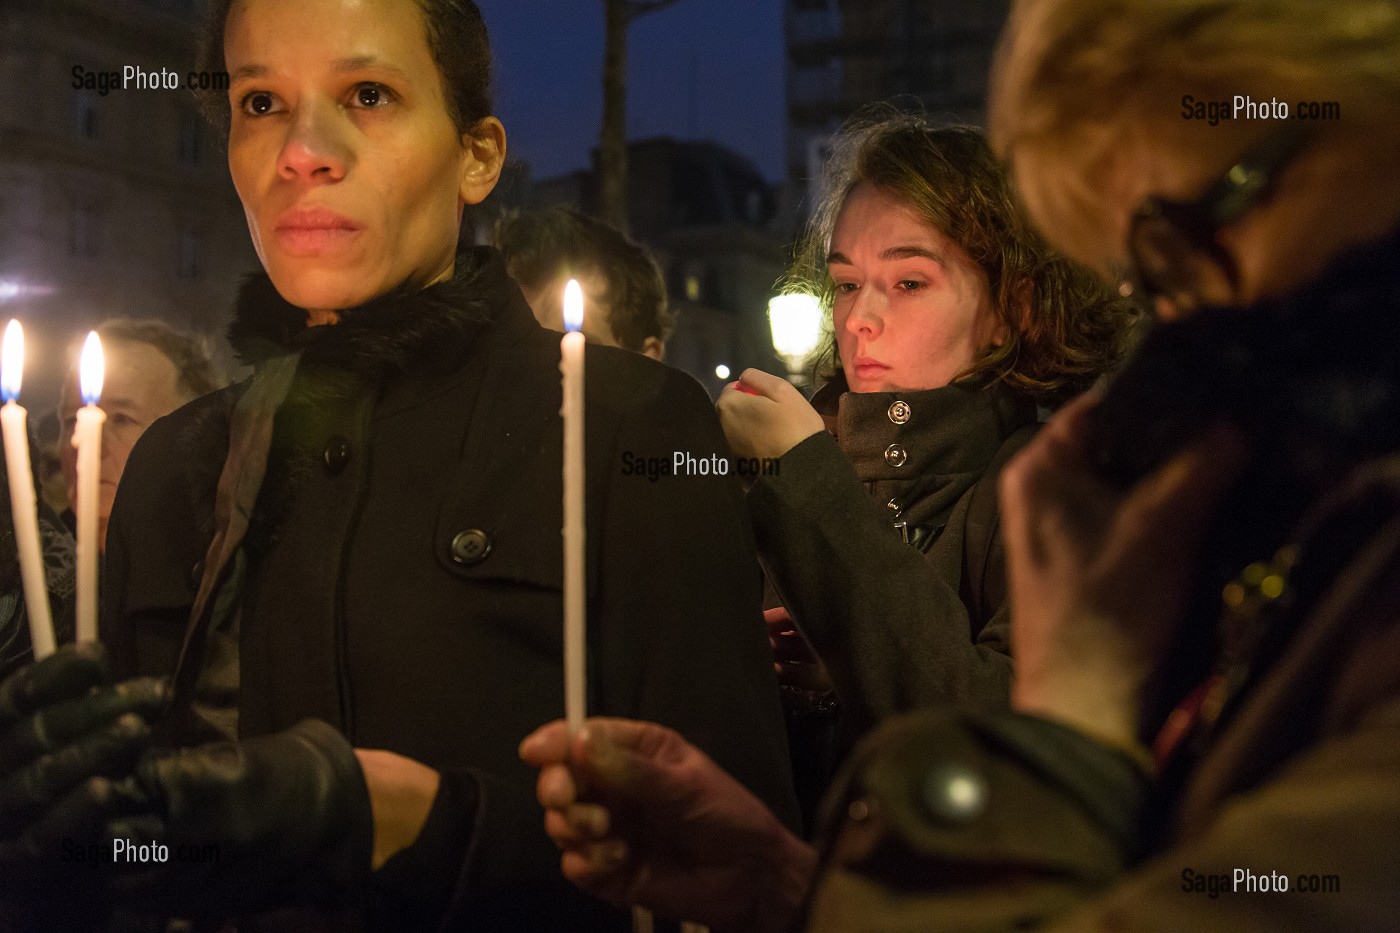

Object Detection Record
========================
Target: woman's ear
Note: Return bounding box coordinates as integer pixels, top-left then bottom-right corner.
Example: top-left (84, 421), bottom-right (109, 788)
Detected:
top-left (459, 117), bottom-right (507, 206)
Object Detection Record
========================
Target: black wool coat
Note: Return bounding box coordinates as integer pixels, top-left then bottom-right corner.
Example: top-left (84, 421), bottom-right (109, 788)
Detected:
top-left (103, 248), bottom-right (798, 932)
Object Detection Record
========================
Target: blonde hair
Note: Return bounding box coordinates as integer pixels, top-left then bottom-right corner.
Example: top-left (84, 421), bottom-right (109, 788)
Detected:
top-left (790, 111), bottom-right (1137, 403)
top-left (989, 0), bottom-right (1400, 268)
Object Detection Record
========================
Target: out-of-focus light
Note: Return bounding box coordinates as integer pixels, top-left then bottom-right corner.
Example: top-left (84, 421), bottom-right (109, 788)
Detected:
top-left (768, 293), bottom-right (823, 372)
top-left (79, 332), bottom-right (104, 406)
top-left (714, 364), bottom-right (731, 380)
top-left (0, 281), bottom-right (20, 303)
top-left (563, 279), bottom-right (584, 333)
top-left (2, 320), bottom-right (23, 402)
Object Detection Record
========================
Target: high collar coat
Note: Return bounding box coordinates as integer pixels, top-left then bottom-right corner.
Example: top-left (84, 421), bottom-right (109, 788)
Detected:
top-left (102, 249), bottom-right (798, 931)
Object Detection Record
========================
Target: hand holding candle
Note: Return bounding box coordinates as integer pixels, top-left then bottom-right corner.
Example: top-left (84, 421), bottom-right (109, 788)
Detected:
top-left (0, 320), bottom-right (56, 659)
top-left (73, 332), bottom-right (105, 644)
top-left (560, 280), bottom-right (586, 736)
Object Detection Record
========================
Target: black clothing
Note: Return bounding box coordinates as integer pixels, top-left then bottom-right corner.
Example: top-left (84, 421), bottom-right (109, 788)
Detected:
top-left (751, 377), bottom-right (1036, 825)
top-left (104, 248), bottom-right (798, 931)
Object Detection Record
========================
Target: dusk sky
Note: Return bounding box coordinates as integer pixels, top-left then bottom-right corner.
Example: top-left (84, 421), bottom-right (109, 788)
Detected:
top-left (478, 0), bottom-right (786, 183)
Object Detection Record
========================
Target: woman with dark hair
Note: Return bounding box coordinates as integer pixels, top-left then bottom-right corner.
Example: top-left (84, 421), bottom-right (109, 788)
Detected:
top-left (0, 0), bottom-right (796, 930)
top-left (718, 116), bottom-right (1135, 803)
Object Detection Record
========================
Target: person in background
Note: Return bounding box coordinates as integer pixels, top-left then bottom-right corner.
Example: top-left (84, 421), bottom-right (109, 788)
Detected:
top-left (497, 208), bottom-right (673, 360)
top-left (716, 117), bottom-right (1136, 821)
top-left (522, 0), bottom-right (1400, 929)
top-left (33, 410), bottom-right (67, 522)
top-left (56, 319), bottom-right (222, 548)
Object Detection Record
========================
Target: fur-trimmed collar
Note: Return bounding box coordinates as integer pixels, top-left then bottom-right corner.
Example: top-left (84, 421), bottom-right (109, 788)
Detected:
top-left (227, 246), bottom-right (529, 374)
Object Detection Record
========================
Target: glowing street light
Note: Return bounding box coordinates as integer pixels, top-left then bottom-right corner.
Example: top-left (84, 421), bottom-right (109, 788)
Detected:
top-left (767, 293), bottom-right (823, 380)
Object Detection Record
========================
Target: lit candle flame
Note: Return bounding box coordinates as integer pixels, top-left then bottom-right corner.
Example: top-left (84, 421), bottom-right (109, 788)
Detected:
top-left (79, 331), bottom-right (104, 406)
top-left (2, 320), bottom-right (22, 403)
top-left (563, 279), bottom-right (584, 334)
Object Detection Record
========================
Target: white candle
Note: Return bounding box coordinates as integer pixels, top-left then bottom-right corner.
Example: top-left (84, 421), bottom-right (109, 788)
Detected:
top-left (73, 331), bottom-right (105, 644)
top-left (560, 280), bottom-right (586, 735)
top-left (0, 320), bottom-right (55, 659)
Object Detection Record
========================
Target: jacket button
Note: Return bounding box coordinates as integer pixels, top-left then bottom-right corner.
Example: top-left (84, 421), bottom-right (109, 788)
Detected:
top-left (920, 762), bottom-right (988, 825)
top-left (322, 435), bottom-right (352, 474)
top-left (450, 529), bottom-right (493, 565)
top-left (884, 443), bottom-right (908, 468)
top-left (888, 400), bottom-right (911, 424)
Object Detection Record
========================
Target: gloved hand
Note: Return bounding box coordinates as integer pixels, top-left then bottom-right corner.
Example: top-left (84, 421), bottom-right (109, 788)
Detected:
top-left (0, 644), bottom-right (165, 870)
top-left (106, 718), bottom-right (373, 917)
top-left (0, 643), bottom-right (165, 909)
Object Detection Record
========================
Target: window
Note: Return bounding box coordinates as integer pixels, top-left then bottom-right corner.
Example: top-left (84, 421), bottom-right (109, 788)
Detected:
top-left (178, 227), bottom-right (201, 279)
top-left (70, 203), bottom-right (102, 258)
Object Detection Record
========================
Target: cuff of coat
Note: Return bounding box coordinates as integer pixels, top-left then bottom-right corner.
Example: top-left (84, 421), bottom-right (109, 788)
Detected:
top-left (372, 768), bottom-right (478, 924)
top-left (816, 709), bottom-right (1151, 882)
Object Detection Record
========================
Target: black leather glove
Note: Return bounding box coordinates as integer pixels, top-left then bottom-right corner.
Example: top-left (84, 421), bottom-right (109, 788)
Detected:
top-left (0, 644), bottom-right (164, 873)
top-left (0, 644), bottom-right (165, 931)
top-left (106, 718), bottom-right (373, 917)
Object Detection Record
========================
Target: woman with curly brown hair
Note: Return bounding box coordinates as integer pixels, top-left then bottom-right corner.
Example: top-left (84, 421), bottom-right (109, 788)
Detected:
top-left (717, 115), bottom-right (1136, 802)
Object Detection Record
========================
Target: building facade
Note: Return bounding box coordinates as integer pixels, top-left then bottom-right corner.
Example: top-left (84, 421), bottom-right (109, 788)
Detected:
top-left (784, 0), bottom-right (1011, 223)
top-left (0, 0), bottom-right (256, 406)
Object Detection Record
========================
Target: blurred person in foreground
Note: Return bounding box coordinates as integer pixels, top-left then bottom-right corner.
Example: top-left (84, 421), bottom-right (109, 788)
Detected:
top-left (57, 319), bottom-right (223, 548)
top-left (522, 0), bottom-right (1400, 929)
top-left (497, 208), bottom-right (673, 360)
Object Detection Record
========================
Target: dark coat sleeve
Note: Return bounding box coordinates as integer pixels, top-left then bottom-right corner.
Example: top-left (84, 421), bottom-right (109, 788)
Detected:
top-left (748, 431), bottom-right (1012, 735)
top-left (592, 364), bottom-right (801, 831)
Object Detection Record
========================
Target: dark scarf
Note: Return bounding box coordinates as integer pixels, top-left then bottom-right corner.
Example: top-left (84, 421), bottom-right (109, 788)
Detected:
top-left (1088, 225), bottom-right (1400, 563)
top-left (168, 247), bottom-right (526, 734)
top-left (1084, 224), bottom-right (1400, 729)
top-left (228, 246), bottom-right (520, 373)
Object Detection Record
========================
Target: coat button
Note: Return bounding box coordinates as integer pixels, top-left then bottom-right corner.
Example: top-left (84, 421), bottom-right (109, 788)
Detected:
top-left (888, 400), bottom-right (911, 424)
top-left (920, 762), bottom-right (988, 825)
top-left (884, 443), bottom-right (908, 468)
top-left (450, 529), bottom-right (493, 565)
top-left (322, 435), bottom-right (352, 474)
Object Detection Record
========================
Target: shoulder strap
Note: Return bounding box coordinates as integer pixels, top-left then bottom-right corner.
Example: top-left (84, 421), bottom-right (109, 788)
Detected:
top-left (962, 423), bottom-right (1040, 628)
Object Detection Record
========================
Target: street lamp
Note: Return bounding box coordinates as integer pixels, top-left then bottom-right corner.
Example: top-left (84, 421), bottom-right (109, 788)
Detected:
top-left (767, 292), bottom-right (823, 384)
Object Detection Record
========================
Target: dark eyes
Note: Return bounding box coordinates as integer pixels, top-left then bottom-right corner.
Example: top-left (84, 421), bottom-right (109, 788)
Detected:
top-left (241, 91), bottom-right (278, 116)
top-left (354, 84), bottom-right (392, 108)
top-left (236, 83), bottom-right (395, 117)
